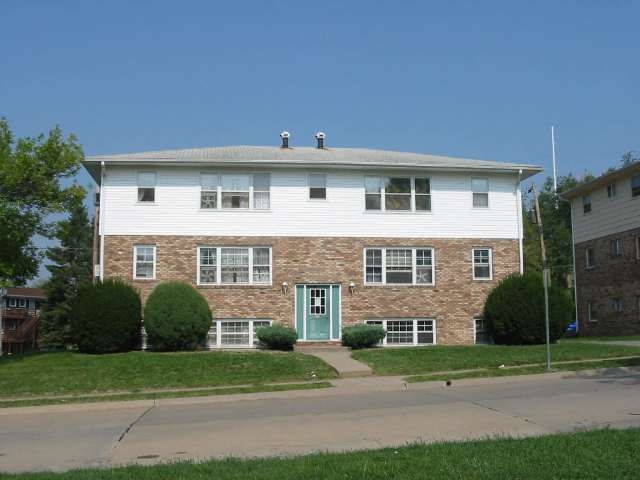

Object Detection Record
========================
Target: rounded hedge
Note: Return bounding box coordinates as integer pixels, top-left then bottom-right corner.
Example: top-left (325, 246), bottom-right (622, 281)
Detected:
top-left (144, 282), bottom-right (212, 351)
top-left (483, 272), bottom-right (574, 345)
top-left (341, 324), bottom-right (386, 349)
top-left (70, 279), bottom-right (142, 354)
top-left (256, 324), bottom-right (298, 350)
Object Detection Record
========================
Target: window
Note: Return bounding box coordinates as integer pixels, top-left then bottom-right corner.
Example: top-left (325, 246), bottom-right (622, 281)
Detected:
top-left (636, 236), bottom-right (640, 260)
top-left (632, 174), bottom-right (640, 197)
top-left (206, 319), bottom-right (272, 348)
top-left (18, 298), bottom-right (26, 308)
top-left (365, 176), bottom-right (382, 210)
top-left (611, 297), bottom-right (624, 313)
top-left (611, 239), bottom-right (623, 257)
top-left (309, 288), bottom-right (326, 315)
top-left (365, 176), bottom-right (431, 212)
top-left (582, 195), bottom-right (592, 213)
top-left (253, 174), bottom-right (270, 209)
top-left (198, 247), bottom-right (271, 285)
top-left (8, 298), bottom-right (16, 308)
top-left (221, 175), bottom-right (249, 209)
top-left (472, 178), bottom-right (489, 208)
top-left (134, 245), bottom-right (156, 280)
top-left (414, 177), bottom-right (431, 211)
top-left (606, 183), bottom-right (617, 198)
top-left (309, 174), bottom-right (327, 199)
top-left (472, 248), bottom-right (492, 280)
top-left (364, 247), bottom-right (435, 286)
top-left (200, 173), bottom-right (218, 209)
top-left (365, 319), bottom-right (436, 346)
top-left (588, 301), bottom-right (597, 322)
top-left (137, 172), bottom-right (156, 202)
top-left (475, 318), bottom-right (493, 344)
top-left (585, 247), bottom-right (596, 269)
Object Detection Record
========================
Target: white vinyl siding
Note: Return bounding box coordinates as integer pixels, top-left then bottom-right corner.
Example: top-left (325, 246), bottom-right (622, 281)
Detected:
top-left (101, 168), bottom-right (522, 239)
top-left (197, 247), bottom-right (272, 285)
top-left (364, 247), bottom-right (435, 286)
top-left (134, 245), bottom-right (156, 280)
top-left (365, 319), bottom-right (436, 346)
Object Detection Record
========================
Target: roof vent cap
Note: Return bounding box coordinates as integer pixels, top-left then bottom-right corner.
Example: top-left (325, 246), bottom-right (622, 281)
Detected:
top-left (280, 131), bottom-right (290, 148)
top-left (315, 131), bottom-right (326, 149)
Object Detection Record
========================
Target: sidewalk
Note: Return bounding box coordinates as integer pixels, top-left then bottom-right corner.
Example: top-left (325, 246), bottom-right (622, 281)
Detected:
top-left (303, 347), bottom-right (373, 377)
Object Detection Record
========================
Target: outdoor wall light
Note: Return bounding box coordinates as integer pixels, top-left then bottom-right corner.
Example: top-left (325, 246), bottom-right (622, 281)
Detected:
top-left (281, 282), bottom-right (289, 294)
top-left (348, 281), bottom-right (356, 295)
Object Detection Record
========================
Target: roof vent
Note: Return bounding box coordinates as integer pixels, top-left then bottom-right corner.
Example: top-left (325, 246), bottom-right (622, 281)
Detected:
top-left (280, 131), bottom-right (290, 148)
top-left (315, 131), bottom-right (326, 149)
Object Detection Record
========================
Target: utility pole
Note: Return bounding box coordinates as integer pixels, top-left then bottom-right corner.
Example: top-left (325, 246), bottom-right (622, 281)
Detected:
top-left (530, 184), bottom-right (552, 371)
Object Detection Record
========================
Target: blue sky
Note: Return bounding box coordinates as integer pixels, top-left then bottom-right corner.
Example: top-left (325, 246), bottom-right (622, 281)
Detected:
top-left (2, 1), bottom-right (639, 279)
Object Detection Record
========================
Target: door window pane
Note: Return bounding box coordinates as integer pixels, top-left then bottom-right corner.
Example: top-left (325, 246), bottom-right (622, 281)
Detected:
top-left (310, 288), bottom-right (326, 315)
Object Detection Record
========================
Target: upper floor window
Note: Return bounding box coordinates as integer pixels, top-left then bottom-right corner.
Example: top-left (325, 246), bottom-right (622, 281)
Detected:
top-left (606, 183), bottom-right (616, 198)
top-left (137, 172), bottom-right (156, 202)
top-left (472, 248), bottom-right (492, 280)
top-left (253, 174), bottom-right (270, 209)
top-left (632, 174), bottom-right (640, 197)
top-left (471, 178), bottom-right (489, 208)
top-left (134, 245), bottom-right (156, 280)
top-left (611, 239), bottom-right (623, 257)
top-left (18, 298), bottom-right (26, 308)
top-left (636, 236), bottom-right (640, 260)
top-left (201, 173), bottom-right (218, 209)
top-left (197, 246), bottom-right (271, 285)
top-left (309, 174), bottom-right (327, 199)
top-left (585, 247), bottom-right (595, 269)
top-left (221, 175), bottom-right (250, 209)
top-left (364, 176), bottom-right (431, 212)
top-left (582, 195), bottom-right (592, 214)
top-left (364, 247), bottom-right (435, 285)
top-left (8, 298), bottom-right (16, 308)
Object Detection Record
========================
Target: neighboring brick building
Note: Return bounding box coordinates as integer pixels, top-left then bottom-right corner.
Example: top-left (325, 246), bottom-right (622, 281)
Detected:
top-left (85, 133), bottom-right (541, 347)
top-left (562, 162), bottom-right (640, 336)
top-left (1, 287), bottom-right (44, 355)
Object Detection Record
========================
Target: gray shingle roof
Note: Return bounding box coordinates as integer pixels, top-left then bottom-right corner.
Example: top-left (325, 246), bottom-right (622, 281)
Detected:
top-left (84, 145), bottom-right (542, 182)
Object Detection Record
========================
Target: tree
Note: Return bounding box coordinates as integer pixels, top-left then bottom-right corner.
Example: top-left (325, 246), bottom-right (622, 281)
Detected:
top-left (40, 200), bottom-right (93, 348)
top-left (621, 151), bottom-right (639, 167)
top-left (523, 174), bottom-right (579, 287)
top-left (0, 118), bottom-right (84, 286)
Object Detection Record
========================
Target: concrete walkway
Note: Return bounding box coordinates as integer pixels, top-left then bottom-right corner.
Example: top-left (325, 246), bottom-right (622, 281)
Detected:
top-left (1, 366), bottom-right (638, 473)
top-left (303, 347), bottom-right (373, 377)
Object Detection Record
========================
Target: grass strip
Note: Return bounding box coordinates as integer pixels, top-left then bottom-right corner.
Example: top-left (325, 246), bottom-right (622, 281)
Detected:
top-left (405, 357), bottom-right (640, 383)
top-left (0, 382), bottom-right (332, 409)
top-left (2, 428), bottom-right (638, 479)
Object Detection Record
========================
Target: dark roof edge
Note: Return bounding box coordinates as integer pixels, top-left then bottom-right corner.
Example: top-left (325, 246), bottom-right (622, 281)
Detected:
top-left (560, 161), bottom-right (640, 199)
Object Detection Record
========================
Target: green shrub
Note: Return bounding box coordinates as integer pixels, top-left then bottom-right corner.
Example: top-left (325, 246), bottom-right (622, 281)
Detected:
top-left (483, 272), bottom-right (574, 345)
top-left (144, 282), bottom-right (212, 351)
top-left (70, 279), bottom-right (142, 354)
top-left (341, 324), bottom-right (386, 349)
top-left (256, 324), bottom-right (298, 350)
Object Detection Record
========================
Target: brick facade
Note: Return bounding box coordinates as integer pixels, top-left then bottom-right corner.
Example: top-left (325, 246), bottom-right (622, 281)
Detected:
top-left (574, 227), bottom-right (640, 336)
top-left (104, 235), bottom-right (520, 345)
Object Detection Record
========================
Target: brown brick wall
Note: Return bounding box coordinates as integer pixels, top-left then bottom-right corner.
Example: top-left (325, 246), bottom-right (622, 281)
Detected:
top-left (575, 227), bottom-right (640, 336)
top-left (104, 235), bottom-right (520, 345)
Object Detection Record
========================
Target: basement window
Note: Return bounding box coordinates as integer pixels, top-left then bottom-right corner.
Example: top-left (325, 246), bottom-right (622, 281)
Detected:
top-left (365, 319), bottom-right (436, 346)
top-left (206, 319), bottom-right (272, 349)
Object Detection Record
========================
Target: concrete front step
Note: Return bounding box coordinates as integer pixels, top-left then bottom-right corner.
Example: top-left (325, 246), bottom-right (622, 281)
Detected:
top-left (294, 342), bottom-right (345, 351)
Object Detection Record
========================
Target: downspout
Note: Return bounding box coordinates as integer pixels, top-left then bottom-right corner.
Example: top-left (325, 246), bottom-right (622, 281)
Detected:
top-left (516, 169), bottom-right (524, 273)
top-left (99, 161), bottom-right (106, 282)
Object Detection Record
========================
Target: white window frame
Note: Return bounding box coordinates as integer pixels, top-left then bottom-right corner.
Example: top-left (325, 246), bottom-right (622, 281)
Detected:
top-left (606, 183), bottom-right (617, 198)
top-left (472, 248), bottom-right (493, 281)
top-left (363, 247), bottom-right (435, 286)
top-left (582, 195), bottom-right (592, 214)
top-left (632, 174), bottom-right (640, 198)
top-left (611, 297), bottom-right (624, 313)
top-left (137, 171), bottom-right (157, 203)
top-left (199, 173), bottom-right (271, 211)
top-left (474, 317), bottom-right (493, 345)
top-left (200, 172), bottom-right (218, 209)
top-left (206, 319), bottom-right (273, 349)
top-left (635, 236), bottom-right (640, 260)
top-left (587, 301), bottom-right (597, 322)
top-left (18, 298), bottom-right (27, 308)
top-left (364, 175), bottom-right (432, 213)
top-left (585, 247), bottom-right (595, 269)
top-left (197, 246), bottom-right (272, 286)
top-left (364, 318), bottom-right (436, 347)
top-left (8, 298), bottom-right (16, 308)
top-left (133, 245), bottom-right (156, 280)
top-left (308, 173), bottom-right (327, 200)
top-left (471, 177), bottom-right (489, 208)
top-left (611, 239), bottom-right (623, 257)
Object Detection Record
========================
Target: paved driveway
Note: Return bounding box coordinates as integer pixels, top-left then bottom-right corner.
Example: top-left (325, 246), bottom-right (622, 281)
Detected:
top-left (1, 368), bottom-right (639, 473)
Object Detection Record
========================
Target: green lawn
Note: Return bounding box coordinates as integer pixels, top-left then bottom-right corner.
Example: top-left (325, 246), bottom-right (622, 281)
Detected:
top-left (3, 428), bottom-right (638, 479)
top-left (351, 342), bottom-right (640, 375)
top-left (565, 335), bottom-right (640, 342)
top-left (0, 351), bottom-right (336, 397)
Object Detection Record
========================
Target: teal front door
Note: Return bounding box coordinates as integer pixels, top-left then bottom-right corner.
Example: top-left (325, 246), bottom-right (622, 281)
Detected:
top-left (306, 286), bottom-right (330, 340)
